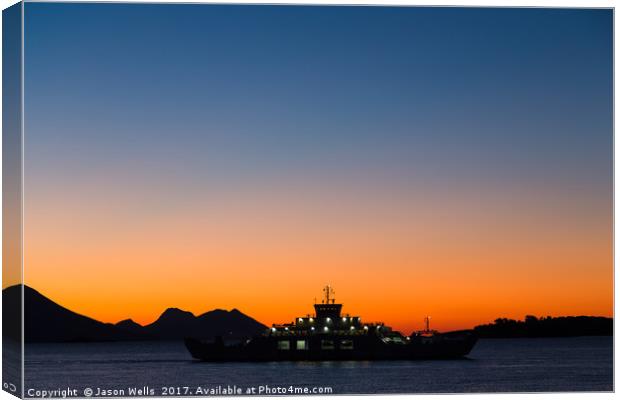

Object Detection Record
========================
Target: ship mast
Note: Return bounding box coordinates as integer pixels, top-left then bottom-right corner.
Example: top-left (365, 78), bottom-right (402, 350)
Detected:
top-left (323, 285), bottom-right (335, 304)
top-left (314, 285), bottom-right (342, 319)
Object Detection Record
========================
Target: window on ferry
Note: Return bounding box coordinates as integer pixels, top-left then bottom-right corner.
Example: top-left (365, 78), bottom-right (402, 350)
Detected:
top-left (296, 340), bottom-right (308, 350)
top-left (340, 340), bottom-right (354, 350)
top-left (277, 340), bottom-right (290, 350)
top-left (321, 340), bottom-right (335, 350)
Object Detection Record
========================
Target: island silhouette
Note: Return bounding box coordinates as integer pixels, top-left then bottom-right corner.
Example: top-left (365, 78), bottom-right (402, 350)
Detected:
top-left (3, 285), bottom-right (265, 342)
top-left (2, 285), bottom-right (612, 343)
top-left (474, 315), bottom-right (612, 338)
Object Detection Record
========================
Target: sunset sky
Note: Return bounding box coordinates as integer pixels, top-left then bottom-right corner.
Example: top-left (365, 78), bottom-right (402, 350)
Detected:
top-left (17, 4), bottom-right (612, 333)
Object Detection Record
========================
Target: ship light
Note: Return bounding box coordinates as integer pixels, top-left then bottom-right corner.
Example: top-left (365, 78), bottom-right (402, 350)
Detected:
top-left (298, 318), bottom-right (303, 323)
top-left (311, 327), bottom-right (315, 331)
top-left (363, 326), bottom-right (368, 330)
top-left (350, 326), bottom-right (355, 331)
top-left (324, 327), bottom-right (329, 332)
top-left (271, 327), bottom-right (276, 332)
top-left (342, 317), bottom-right (347, 322)
top-left (309, 318), bottom-right (314, 323)
top-left (326, 317), bottom-right (331, 323)
top-left (285, 327), bottom-right (289, 331)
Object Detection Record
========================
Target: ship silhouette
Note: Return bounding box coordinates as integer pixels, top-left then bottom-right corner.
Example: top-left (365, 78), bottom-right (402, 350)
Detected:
top-left (185, 285), bottom-right (478, 361)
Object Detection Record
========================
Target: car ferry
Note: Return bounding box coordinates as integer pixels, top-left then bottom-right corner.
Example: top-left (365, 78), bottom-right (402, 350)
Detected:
top-left (185, 286), bottom-right (477, 361)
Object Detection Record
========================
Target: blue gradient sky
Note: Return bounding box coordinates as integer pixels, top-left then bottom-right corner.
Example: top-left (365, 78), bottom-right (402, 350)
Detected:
top-left (25, 5), bottom-right (612, 185)
top-left (22, 4), bottom-right (612, 330)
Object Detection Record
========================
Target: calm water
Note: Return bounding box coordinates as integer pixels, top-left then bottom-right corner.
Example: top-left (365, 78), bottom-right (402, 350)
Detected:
top-left (21, 337), bottom-right (612, 396)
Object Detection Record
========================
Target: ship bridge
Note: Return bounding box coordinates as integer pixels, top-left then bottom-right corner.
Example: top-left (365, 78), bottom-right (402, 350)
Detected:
top-left (268, 285), bottom-right (387, 336)
top-left (314, 285), bottom-right (342, 320)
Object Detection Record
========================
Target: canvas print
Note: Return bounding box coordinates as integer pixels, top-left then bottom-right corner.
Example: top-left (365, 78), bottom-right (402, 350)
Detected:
top-left (2, 2), bottom-right (613, 397)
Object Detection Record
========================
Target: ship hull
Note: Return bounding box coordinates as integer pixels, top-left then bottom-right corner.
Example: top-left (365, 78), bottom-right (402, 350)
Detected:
top-left (185, 330), bottom-right (477, 362)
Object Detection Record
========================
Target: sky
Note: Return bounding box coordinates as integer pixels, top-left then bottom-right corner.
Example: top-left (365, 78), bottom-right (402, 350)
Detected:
top-left (3, 3), bottom-right (22, 292)
top-left (19, 4), bottom-right (612, 333)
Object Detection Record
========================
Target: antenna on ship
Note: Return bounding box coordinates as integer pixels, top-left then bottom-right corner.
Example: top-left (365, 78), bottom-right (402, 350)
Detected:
top-left (323, 285), bottom-right (335, 304)
top-left (425, 316), bottom-right (431, 332)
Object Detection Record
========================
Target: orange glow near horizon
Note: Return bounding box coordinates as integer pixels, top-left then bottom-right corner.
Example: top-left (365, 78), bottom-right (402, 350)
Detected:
top-left (20, 175), bottom-right (612, 334)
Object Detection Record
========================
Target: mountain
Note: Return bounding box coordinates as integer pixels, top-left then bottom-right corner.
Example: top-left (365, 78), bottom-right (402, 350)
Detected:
top-left (4, 285), bottom-right (144, 342)
top-left (2, 285), bottom-right (266, 343)
top-left (115, 319), bottom-right (146, 336)
top-left (143, 307), bottom-right (266, 340)
top-left (144, 307), bottom-right (197, 338)
top-left (3, 285), bottom-right (22, 342)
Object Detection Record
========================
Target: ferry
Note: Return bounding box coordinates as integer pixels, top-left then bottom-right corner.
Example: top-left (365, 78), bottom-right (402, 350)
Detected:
top-left (185, 286), bottom-right (477, 361)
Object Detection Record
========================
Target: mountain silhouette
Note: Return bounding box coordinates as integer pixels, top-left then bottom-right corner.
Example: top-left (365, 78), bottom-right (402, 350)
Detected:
top-left (3, 285), bottom-right (266, 343)
top-left (4, 285), bottom-right (143, 342)
top-left (115, 319), bottom-right (146, 336)
top-left (143, 307), bottom-right (266, 340)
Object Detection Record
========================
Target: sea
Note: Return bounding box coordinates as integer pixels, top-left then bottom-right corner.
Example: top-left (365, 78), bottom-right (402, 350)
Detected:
top-left (14, 336), bottom-right (613, 396)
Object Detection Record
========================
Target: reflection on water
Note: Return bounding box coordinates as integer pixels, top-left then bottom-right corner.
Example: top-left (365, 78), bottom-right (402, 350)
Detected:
top-left (24, 337), bottom-right (612, 396)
